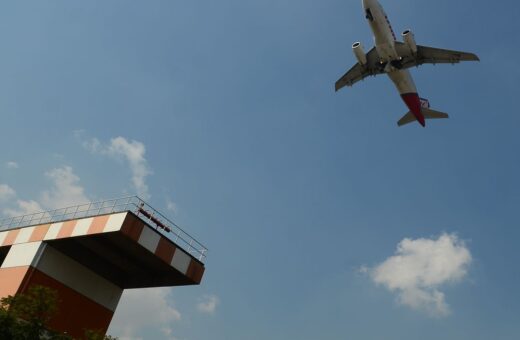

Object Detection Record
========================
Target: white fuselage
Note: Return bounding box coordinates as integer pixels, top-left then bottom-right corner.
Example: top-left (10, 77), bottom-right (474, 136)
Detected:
top-left (362, 0), bottom-right (417, 95)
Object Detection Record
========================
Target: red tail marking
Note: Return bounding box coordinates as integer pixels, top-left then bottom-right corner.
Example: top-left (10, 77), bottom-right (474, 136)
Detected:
top-left (401, 93), bottom-right (425, 127)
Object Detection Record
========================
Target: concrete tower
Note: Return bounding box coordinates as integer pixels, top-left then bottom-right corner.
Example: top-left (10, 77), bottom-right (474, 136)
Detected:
top-left (0, 197), bottom-right (206, 338)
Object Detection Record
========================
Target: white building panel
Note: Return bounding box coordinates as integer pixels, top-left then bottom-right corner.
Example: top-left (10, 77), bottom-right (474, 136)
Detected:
top-left (138, 227), bottom-right (160, 253)
top-left (14, 226), bottom-right (36, 244)
top-left (2, 242), bottom-right (45, 268)
top-left (71, 218), bottom-right (93, 237)
top-left (171, 249), bottom-right (190, 274)
top-left (44, 222), bottom-right (63, 240)
top-left (103, 212), bottom-right (127, 232)
top-left (0, 231), bottom-right (7, 246)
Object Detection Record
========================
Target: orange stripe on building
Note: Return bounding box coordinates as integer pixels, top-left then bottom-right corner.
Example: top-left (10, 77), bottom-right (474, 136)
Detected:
top-left (186, 260), bottom-right (205, 284)
top-left (0, 266), bottom-right (32, 297)
top-left (29, 224), bottom-right (51, 242)
top-left (2, 229), bottom-right (21, 246)
top-left (155, 238), bottom-right (176, 264)
top-left (88, 215), bottom-right (111, 234)
top-left (56, 220), bottom-right (78, 239)
top-left (120, 215), bottom-right (145, 241)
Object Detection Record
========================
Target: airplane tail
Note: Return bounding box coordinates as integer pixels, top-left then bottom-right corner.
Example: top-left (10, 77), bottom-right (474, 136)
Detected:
top-left (397, 107), bottom-right (449, 127)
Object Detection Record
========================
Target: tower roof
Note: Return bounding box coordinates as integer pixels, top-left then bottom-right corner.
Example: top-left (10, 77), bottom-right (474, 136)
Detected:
top-left (0, 196), bottom-right (206, 288)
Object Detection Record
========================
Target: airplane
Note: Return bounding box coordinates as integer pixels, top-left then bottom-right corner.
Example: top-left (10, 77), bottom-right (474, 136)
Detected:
top-left (335, 0), bottom-right (479, 127)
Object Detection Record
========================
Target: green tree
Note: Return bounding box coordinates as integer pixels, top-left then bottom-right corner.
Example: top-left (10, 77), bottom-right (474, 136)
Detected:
top-left (3, 285), bottom-right (59, 339)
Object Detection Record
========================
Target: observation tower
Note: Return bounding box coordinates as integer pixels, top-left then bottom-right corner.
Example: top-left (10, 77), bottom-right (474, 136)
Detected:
top-left (0, 196), bottom-right (206, 338)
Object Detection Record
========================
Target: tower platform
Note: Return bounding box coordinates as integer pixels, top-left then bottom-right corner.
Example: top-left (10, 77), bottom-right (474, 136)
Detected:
top-left (0, 196), bottom-right (206, 338)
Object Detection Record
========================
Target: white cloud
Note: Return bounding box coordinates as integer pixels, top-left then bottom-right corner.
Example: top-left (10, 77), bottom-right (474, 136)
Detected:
top-left (40, 166), bottom-right (89, 209)
top-left (3, 200), bottom-right (44, 217)
top-left (81, 136), bottom-right (101, 153)
top-left (1, 166), bottom-right (88, 218)
top-left (365, 233), bottom-right (472, 317)
top-left (0, 184), bottom-right (16, 201)
top-left (82, 136), bottom-right (152, 201)
top-left (197, 295), bottom-right (220, 315)
top-left (108, 288), bottom-right (181, 340)
top-left (166, 198), bottom-right (178, 214)
top-left (6, 161), bottom-right (19, 169)
top-left (160, 327), bottom-right (184, 340)
top-left (107, 137), bottom-right (151, 200)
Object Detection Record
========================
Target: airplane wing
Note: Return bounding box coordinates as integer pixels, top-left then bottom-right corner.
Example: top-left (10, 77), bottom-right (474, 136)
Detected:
top-left (335, 47), bottom-right (385, 91)
top-left (394, 42), bottom-right (479, 69)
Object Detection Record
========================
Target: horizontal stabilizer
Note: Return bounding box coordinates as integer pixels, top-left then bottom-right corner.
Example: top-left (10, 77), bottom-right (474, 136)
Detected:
top-left (422, 107), bottom-right (449, 120)
top-left (397, 108), bottom-right (449, 127)
top-left (397, 112), bottom-right (417, 126)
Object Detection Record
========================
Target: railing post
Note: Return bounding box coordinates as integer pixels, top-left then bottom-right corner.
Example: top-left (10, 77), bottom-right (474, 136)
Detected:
top-left (188, 239), bottom-right (193, 254)
top-left (73, 205), bottom-right (80, 220)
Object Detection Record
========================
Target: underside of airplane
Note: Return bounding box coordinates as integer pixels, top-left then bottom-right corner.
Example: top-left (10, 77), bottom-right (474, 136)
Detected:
top-left (335, 0), bottom-right (479, 127)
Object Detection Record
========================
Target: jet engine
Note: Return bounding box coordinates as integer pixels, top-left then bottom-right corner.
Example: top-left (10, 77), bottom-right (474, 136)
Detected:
top-left (401, 29), bottom-right (418, 54)
top-left (352, 42), bottom-right (367, 65)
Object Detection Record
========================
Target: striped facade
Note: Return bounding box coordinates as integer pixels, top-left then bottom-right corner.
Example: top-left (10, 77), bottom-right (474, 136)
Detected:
top-left (0, 212), bottom-right (205, 338)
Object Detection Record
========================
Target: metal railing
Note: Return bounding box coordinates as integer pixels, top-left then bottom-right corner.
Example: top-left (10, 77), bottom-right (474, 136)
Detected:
top-left (0, 196), bottom-right (207, 262)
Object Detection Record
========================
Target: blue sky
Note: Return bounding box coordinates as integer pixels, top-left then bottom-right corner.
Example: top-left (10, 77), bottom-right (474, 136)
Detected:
top-left (0, 0), bottom-right (519, 339)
